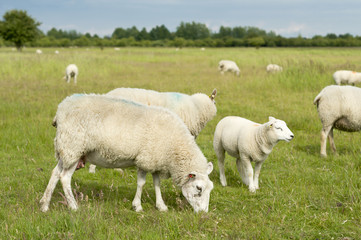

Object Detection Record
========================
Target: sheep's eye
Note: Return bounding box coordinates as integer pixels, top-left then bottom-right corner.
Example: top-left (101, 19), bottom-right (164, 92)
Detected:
top-left (275, 127), bottom-right (283, 131)
top-left (196, 186), bottom-right (202, 192)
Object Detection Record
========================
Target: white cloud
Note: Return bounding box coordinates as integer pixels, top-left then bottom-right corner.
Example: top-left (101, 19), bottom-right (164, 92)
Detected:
top-left (274, 23), bottom-right (306, 37)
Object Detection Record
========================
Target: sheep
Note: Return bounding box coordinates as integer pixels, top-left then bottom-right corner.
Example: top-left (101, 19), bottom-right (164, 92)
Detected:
top-left (266, 64), bottom-right (283, 73)
top-left (313, 85), bottom-right (361, 157)
top-left (40, 94), bottom-right (214, 213)
top-left (55, 50), bottom-right (59, 54)
top-left (333, 70), bottom-right (361, 85)
top-left (87, 88), bottom-right (217, 173)
top-left (64, 64), bottom-right (78, 84)
top-left (36, 49), bottom-right (42, 54)
top-left (218, 60), bottom-right (240, 76)
top-left (213, 116), bottom-right (294, 192)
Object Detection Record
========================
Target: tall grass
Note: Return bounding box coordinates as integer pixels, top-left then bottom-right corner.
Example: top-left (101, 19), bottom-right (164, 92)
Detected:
top-left (1, 47), bottom-right (361, 239)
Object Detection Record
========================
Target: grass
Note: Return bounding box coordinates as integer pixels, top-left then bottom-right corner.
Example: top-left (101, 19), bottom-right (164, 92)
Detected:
top-left (1, 47), bottom-right (361, 239)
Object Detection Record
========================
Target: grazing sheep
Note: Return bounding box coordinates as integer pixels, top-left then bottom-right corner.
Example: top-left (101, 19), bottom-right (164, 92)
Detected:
top-left (55, 50), bottom-right (59, 54)
top-left (213, 116), bottom-right (294, 192)
top-left (266, 64), bottom-right (283, 73)
top-left (313, 85), bottom-right (361, 157)
top-left (88, 88), bottom-right (217, 173)
top-left (36, 49), bottom-right (42, 54)
top-left (40, 94), bottom-right (214, 213)
top-left (333, 70), bottom-right (361, 85)
top-left (64, 64), bottom-right (78, 84)
top-left (218, 60), bottom-right (240, 76)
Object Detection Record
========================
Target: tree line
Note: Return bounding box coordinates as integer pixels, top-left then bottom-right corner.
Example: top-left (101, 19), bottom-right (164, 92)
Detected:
top-left (1, 9), bottom-right (361, 50)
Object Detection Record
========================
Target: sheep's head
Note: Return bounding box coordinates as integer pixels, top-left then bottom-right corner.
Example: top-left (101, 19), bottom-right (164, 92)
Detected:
top-left (267, 116), bottom-right (294, 142)
top-left (181, 162), bottom-right (213, 213)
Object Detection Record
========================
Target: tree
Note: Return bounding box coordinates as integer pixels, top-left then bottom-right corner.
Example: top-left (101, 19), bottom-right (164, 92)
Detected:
top-left (0, 9), bottom-right (41, 51)
top-left (175, 22), bottom-right (210, 40)
top-left (149, 25), bottom-right (171, 40)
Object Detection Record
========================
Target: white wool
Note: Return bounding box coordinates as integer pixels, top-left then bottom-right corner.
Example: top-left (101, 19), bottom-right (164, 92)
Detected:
top-left (213, 116), bottom-right (294, 192)
top-left (87, 88), bottom-right (217, 174)
top-left (218, 60), bottom-right (240, 76)
top-left (313, 85), bottom-right (361, 157)
top-left (106, 88), bottom-right (217, 137)
top-left (266, 64), bottom-right (283, 73)
top-left (40, 94), bottom-right (214, 213)
top-left (64, 64), bottom-right (78, 84)
top-left (333, 70), bottom-right (361, 85)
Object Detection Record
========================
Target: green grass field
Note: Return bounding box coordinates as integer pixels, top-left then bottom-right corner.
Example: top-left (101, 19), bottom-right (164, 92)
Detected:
top-left (1, 47), bottom-right (361, 239)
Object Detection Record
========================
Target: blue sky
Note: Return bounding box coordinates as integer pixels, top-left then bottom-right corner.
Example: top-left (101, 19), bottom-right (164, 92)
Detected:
top-left (1, 0), bottom-right (360, 38)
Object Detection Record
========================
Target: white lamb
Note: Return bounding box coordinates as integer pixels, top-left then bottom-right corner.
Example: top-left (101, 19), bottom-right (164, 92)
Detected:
top-left (88, 88), bottom-right (217, 173)
top-left (218, 60), bottom-right (240, 76)
top-left (40, 94), bottom-right (214, 213)
top-left (36, 49), bottom-right (42, 54)
top-left (266, 64), bottom-right (283, 73)
top-left (313, 85), bottom-right (361, 157)
top-left (213, 116), bottom-right (294, 192)
top-left (333, 70), bottom-right (361, 85)
top-left (64, 64), bottom-right (78, 84)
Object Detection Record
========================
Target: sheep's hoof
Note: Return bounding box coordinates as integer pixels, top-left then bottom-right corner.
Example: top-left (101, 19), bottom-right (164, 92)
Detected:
top-left (156, 204), bottom-right (168, 212)
top-left (40, 205), bottom-right (49, 212)
top-left (133, 205), bottom-right (143, 212)
top-left (249, 186), bottom-right (256, 193)
top-left (320, 153), bottom-right (327, 158)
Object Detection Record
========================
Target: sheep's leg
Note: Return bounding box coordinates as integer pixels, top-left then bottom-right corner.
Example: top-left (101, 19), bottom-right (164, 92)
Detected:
top-left (40, 161), bottom-right (63, 212)
top-left (132, 169), bottom-right (147, 212)
top-left (152, 172), bottom-right (168, 211)
top-left (66, 76), bottom-right (70, 83)
top-left (320, 125), bottom-right (332, 157)
top-left (328, 128), bottom-right (337, 154)
top-left (253, 161), bottom-right (264, 190)
top-left (89, 164), bottom-right (96, 173)
top-left (216, 148), bottom-right (227, 187)
top-left (74, 76), bottom-right (77, 84)
top-left (60, 163), bottom-right (78, 210)
top-left (237, 156), bottom-right (255, 192)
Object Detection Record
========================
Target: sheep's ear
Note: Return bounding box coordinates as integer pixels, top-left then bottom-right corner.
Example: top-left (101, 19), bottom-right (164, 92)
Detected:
top-left (210, 89), bottom-right (217, 100)
top-left (206, 162), bottom-right (213, 175)
top-left (269, 116), bottom-right (276, 122)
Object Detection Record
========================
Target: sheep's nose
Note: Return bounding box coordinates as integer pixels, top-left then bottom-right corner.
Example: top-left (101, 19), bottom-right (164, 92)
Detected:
top-left (290, 135), bottom-right (294, 139)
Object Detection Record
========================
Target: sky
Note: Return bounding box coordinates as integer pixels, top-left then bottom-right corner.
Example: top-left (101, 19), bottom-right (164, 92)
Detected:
top-left (1, 0), bottom-right (360, 38)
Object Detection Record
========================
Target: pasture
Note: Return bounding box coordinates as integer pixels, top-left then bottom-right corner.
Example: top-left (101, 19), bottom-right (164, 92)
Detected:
top-left (1, 47), bottom-right (361, 239)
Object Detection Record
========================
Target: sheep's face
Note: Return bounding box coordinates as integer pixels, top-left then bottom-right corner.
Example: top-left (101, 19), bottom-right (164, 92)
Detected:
top-left (181, 162), bottom-right (213, 213)
top-left (268, 116), bottom-right (294, 142)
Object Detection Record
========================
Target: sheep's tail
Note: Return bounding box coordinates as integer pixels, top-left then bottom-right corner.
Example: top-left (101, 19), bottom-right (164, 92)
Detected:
top-left (313, 90), bottom-right (323, 107)
top-left (52, 116), bottom-right (57, 128)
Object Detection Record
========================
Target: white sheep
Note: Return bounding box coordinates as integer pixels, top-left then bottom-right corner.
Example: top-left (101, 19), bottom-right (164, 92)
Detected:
top-left (88, 88), bottom-right (217, 173)
top-left (40, 94), bottom-right (214, 213)
top-left (333, 70), bottom-right (361, 85)
top-left (64, 64), bottom-right (78, 84)
top-left (36, 49), bottom-right (42, 54)
top-left (213, 116), bottom-right (294, 192)
top-left (218, 60), bottom-right (240, 76)
top-left (55, 50), bottom-right (59, 54)
top-left (313, 85), bottom-right (361, 157)
top-left (266, 64), bottom-right (283, 73)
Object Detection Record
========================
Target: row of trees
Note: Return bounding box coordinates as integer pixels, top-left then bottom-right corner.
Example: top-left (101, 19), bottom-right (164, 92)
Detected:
top-left (1, 9), bottom-right (361, 50)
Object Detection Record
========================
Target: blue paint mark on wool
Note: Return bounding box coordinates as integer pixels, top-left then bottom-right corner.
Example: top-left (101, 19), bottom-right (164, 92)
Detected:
top-left (71, 93), bottom-right (86, 98)
top-left (168, 92), bottom-right (184, 102)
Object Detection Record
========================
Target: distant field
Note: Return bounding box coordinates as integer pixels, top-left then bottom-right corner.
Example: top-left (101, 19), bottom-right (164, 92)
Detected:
top-left (1, 47), bottom-right (361, 239)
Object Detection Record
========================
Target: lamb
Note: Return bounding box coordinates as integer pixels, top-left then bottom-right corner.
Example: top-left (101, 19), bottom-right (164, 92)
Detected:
top-left (218, 60), bottom-right (240, 76)
top-left (64, 64), bottom-right (78, 84)
top-left (333, 70), bottom-right (361, 85)
top-left (40, 94), bottom-right (214, 213)
top-left (213, 116), bottom-right (294, 192)
top-left (36, 49), bottom-right (42, 54)
top-left (266, 64), bottom-right (283, 73)
top-left (88, 87), bottom-right (217, 173)
top-left (313, 85), bottom-right (361, 157)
